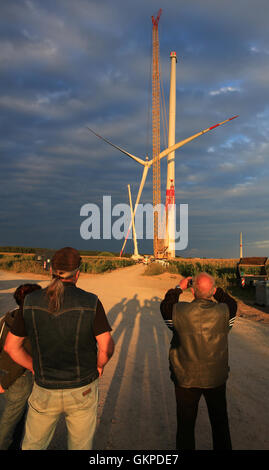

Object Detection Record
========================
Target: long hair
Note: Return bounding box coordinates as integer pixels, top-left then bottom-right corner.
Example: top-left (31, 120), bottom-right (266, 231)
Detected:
top-left (46, 269), bottom-right (78, 313)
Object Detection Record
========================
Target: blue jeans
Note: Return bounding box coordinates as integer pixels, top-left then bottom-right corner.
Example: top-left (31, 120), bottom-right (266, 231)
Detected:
top-left (22, 379), bottom-right (99, 450)
top-left (0, 372), bottom-right (34, 450)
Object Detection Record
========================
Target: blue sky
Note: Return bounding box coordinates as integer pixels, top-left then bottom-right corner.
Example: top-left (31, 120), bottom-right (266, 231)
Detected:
top-left (1, 0), bottom-right (269, 258)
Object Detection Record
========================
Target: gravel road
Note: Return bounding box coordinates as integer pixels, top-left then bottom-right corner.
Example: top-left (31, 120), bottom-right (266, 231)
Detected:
top-left (0, 265), bottom-right (268, 450)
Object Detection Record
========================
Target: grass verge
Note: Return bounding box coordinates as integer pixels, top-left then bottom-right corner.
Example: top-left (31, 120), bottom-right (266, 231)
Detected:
top-left (0, 254), bottom-right (136, 275)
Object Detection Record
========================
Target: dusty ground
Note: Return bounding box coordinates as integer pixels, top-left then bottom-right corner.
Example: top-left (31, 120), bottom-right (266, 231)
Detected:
top-left (0, 265), bottom-right (268, 450)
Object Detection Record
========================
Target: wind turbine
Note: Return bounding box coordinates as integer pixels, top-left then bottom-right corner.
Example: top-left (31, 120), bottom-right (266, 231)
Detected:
top-left (87, 114), bottom-right (238, 256)
top-left (127, 183), bottom-right (141, 260)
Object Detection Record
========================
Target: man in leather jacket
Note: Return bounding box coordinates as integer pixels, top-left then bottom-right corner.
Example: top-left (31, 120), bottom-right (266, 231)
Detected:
top-left (160, 272), bottom-right (237, 450)
top-left (5, 247), bottom-right (114, 450)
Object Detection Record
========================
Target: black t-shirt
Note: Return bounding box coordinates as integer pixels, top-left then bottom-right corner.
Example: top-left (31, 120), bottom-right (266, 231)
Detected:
top-left (10, 298), bottom-right (111, 338)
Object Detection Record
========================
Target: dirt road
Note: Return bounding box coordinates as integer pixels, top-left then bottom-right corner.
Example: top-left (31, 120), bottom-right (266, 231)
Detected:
top-left (0, 265), bottom-right (268, 450)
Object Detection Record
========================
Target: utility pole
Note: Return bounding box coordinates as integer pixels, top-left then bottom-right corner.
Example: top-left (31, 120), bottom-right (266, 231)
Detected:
top-left (240, 232), bottom-right (243, 258)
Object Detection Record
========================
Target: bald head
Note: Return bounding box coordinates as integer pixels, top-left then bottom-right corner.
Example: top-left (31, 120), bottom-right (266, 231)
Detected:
top-left (193, 272), bottom-right (216, 299)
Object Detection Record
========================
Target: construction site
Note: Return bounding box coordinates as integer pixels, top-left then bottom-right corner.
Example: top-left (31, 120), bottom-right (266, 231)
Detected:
top-left (87, 8), bottom-right (238, 263)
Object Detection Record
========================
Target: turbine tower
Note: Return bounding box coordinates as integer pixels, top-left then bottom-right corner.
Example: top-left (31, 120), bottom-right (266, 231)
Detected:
top-left (165, 51), bottom-right (177, 258)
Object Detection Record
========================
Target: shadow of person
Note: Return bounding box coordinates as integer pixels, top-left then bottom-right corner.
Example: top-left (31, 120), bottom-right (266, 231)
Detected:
top-left (93, 295), bottom-right (140, 449)
top-left (124, 295), bottom-right (175, 449)
top-left (47, 293), bottom-right (176, 450)
top-left (107, 297), bottom-right (127, 328)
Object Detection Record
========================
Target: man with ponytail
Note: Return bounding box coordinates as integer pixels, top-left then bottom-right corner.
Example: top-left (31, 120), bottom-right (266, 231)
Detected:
top-left (5, 247), bottom-right (114, 450)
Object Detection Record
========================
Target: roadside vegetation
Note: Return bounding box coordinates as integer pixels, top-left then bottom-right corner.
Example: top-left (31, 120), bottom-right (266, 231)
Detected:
top-left (0, 247), bottom-right (266, 303)
top-left (0, 254), bottom-right (45, 274)
top-left (143, 258), bottom-right (265, 302)
top-left (0, 253), bottom-right (135, 275)
top-left (80, 257), bottom-right (135, 274)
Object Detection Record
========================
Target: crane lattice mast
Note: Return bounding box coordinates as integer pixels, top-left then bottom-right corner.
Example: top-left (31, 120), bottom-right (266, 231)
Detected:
top-left (152, 9), bottom-right (162, 258)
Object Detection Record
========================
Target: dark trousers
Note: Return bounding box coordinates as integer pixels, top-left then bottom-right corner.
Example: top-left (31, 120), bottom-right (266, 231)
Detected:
top-left (174, 382), bottom-right (232, 450)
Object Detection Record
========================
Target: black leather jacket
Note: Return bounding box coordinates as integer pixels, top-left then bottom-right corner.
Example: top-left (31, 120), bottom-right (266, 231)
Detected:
top-left (23, 284), bottom-right (99, 389)
top-left (170, 298), bottom-right (230, 388)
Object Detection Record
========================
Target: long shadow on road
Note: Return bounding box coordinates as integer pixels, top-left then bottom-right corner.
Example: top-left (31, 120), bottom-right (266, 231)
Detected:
top-left (93, 294), bottom-right (175, 450)
top-left (0, 289), bottom-right (174, 450)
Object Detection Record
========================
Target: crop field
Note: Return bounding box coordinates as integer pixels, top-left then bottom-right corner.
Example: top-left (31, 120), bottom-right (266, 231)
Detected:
top-left (0, 253), bottom-right (136, 275)
top-left (143, 257), bottom-right (269, 302)
top-left (80, 256), bottom-right (136, 273)
top-left (0, 254), bottom-right (45, 274)
top-left (144, 258), bottom-right (237, 288)
top-left (1, 251), bottom-right (268, 303)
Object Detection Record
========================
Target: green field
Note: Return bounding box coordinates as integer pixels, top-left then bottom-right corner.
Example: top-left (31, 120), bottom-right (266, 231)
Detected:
top-left (0, 253), bottom-right (135, 275)
top-left (0, 248), bottom-right (266, 303)
top-left (143, 258), bottom-right (267, 302)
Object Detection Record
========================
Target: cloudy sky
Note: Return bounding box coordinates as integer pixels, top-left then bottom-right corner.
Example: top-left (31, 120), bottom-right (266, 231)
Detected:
top-left (1, 0), bottom-right (269, 258)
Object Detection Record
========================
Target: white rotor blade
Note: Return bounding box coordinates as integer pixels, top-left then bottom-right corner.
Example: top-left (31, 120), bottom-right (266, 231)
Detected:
top-left (128, 184), bottom-right (138, 256)
top-left (87, 127), bottom-right (146, 166)
top-left (120, 165), bottom-right (149, 256)
top-left (158, 115), bottom-right (239, 162)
